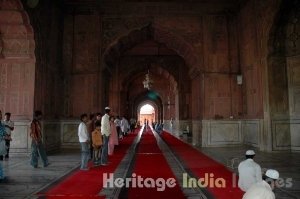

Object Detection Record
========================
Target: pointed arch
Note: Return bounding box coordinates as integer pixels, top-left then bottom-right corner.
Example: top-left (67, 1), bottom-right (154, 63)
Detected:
top-left (102, 23), bottom-right (201, 78)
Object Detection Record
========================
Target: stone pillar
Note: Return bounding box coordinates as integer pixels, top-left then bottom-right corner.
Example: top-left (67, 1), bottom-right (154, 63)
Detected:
top-left (0, 0), bottom-right (36, 155)
top-left (190, 74), bottom-right (203, 146)
top-left (287, 56), bottom-right (300, 152)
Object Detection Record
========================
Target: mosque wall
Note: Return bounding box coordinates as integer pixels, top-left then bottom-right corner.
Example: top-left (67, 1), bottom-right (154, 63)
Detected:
top-left (237, 0), bottom-right (300, 151)
top-left (237, 0), bottom-right (282, 151)
top-left (61, 12), bottom-right (243, 119)
top-left (3, 0), bottom-right (298, 153)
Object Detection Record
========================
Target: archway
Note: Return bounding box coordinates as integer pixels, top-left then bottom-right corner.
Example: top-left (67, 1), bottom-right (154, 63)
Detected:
top-left (138, 103), bottom-right (156, 125)
top-left (103, 23), bottom-right (201, 77)
top-left (102, 23), bottom-right (196, 144)
top-left (105, 40), bottom-right (189, 120)
top-left (121, 61), bottom-right (179, 119)
top-left (134, 91), bottom-right (163, 122)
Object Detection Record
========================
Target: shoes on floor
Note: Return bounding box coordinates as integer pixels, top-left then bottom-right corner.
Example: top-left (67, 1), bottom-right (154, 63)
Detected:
top-left (80, 168), bottom-right (89, 171)
top-left (101, 163), bottom-right (108, 166)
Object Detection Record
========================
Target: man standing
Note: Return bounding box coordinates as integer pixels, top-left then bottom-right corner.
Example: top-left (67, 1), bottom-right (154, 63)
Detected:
top-left (121, 116), bottom-right (129, 136)
top-left (0, 113), bottom-right (14, 160)
top-left (78, 114), bottom-right (90, 170)
top-left (95, 113), bottom-right (102, 125)
top-left (238, 150), bottom-right (262, 192)
top-left (101, 107), bottom-right (111, 166)
top-left (0, 110), bottom-right (7, 182)
top-left (243, 169), bottom-right (279, 199)
top-left (30, 111), bottom-right (49, 168)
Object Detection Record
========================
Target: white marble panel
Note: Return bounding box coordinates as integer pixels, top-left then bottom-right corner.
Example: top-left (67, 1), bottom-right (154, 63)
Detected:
top-left (61, 121), bottom-right (80, 148)
top-left (290, 121), bottom-right (300, 152)
top-left (10, 120), bottom-right (31, 154)
top-left (202, 120), bottom-right (242, 147)
top-left (272, 120), bottom-right (291, 150)
top-left (242, 120), bottom-right (260, 147)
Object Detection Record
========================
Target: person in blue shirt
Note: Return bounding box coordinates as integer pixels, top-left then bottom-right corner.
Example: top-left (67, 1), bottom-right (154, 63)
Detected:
top-left (0, 110), bottom-right (7, 182)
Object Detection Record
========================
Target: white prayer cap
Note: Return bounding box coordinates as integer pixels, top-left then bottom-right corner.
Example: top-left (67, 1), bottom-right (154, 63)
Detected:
top-left (105, 107), bottom-right (111, 110)
top-left (245, 150), bottom-right (255, 155)
top-left (266, 169), bottom-right (279, 180)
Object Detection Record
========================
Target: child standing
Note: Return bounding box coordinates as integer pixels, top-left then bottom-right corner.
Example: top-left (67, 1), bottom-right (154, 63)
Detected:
top-left (92, 121), bottom-right (102, 165)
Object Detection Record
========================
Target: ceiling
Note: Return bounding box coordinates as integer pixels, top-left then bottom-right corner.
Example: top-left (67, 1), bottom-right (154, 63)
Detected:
top-left (63, 0), bottom-right (245, 14)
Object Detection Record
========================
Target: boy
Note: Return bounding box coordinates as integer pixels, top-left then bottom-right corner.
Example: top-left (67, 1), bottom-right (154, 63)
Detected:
top-left (92, 121), bottom-right (102, 165)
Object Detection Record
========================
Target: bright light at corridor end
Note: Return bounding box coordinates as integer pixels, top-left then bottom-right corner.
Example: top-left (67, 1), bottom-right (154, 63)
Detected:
top-left (140, 104), bottom-right (155, 114)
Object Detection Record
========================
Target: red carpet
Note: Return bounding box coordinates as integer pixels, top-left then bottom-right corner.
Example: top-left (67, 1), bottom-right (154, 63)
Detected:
top-left (38, 129), bottom-right (139, 199)
top-left (160, 131), bottom-right (244, 199)
top-left (127, 128), bottom-right (186, 199)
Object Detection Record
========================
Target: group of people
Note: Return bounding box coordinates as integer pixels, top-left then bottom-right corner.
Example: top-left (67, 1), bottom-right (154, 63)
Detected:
top-left (0, 108), bottom-right (282, 199)
top-left (238, 150), bottom-right (280, 199)
top-left (78, 107), bottom-right (137, 170)
top-left (0, 110), bottom-right (49, 182)
top-left (152, 121), bottom-right (164, 134)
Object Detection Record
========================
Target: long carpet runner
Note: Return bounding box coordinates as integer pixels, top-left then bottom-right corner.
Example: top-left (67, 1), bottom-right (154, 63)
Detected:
top-left (160, 131), bottom-right (244, 199)
top-left (127, 127), bottom-right (186, 199)
top-left (38, 129), bottom-right (139, 198)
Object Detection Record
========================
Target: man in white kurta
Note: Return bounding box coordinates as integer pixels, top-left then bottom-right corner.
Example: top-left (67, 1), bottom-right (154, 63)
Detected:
top-left (238, 150), bottom-right (262, 192)
top-left (78, 114), bottom-right (89, 170)
top-left (101, 107), bottom-right (111, 165)
top-left (243, 169), bottom-right (279, 199)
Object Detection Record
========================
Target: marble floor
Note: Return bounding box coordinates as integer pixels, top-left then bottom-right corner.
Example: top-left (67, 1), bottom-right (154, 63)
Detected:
top-left (0, 150), bottom-right (81, 199)
top-left (0, 139), bottom-right (299, 199)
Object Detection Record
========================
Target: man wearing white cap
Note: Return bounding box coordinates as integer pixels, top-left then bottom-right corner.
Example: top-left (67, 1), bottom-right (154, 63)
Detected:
top-left (238, 150), bottom-right (262, 192)
top-left (100, 107), bottom-right (111, 166)
top-left (243, 169), bottom-right (279, 199)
